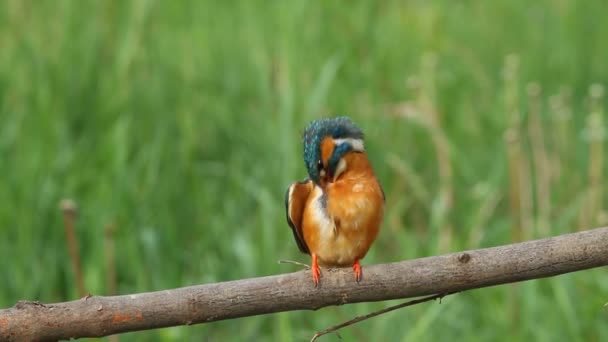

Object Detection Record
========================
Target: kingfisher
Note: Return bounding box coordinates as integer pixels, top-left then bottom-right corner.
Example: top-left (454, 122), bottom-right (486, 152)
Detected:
top-left (285, 117), bottom-right (385, 286)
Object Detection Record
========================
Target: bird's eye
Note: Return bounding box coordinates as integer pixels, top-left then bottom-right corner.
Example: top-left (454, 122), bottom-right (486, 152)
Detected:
top-left (317, 159), bottom-right (326, 178)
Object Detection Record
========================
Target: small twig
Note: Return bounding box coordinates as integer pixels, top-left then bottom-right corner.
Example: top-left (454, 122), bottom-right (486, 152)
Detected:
top-left (310, 292), bottom-right (457, 342)
top-left (104, 222), bottom-right (118, 296)
top-left (278, 259), bottom-right (310, 270)
top-left (104, 222), bottom-right (119, 342)
top-left (60, 199), bottom-right (86, 298)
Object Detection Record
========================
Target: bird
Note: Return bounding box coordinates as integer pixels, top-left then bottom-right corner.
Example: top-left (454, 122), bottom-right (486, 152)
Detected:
top-left (285, 117), bottom-right (385, 286)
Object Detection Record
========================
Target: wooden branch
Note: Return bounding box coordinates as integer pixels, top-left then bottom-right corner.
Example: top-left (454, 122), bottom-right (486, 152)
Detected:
top-left (2, 227), bottom-right (607, 341)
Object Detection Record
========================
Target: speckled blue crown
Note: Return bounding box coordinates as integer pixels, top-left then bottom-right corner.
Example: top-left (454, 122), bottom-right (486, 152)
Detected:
top-left (303, 117), bottom-right (364, 182)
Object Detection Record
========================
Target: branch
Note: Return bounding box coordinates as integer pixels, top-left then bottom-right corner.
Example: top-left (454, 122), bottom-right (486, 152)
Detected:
top-left (2, 227), bottom-right (607, 341)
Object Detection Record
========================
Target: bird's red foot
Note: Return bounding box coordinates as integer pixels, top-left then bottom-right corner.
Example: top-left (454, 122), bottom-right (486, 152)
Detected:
top-left (353, 260), bottom-right (362, 282)
top-left (312, 254), bottom-right (321, 287)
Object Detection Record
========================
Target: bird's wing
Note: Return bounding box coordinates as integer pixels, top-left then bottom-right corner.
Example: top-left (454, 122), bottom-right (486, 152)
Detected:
top-left (285, 179), bottom-right (313, 254)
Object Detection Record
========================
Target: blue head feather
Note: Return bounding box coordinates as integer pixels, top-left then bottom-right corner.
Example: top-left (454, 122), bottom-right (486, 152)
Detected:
top-left (303, 117), bottom-right (364, 183)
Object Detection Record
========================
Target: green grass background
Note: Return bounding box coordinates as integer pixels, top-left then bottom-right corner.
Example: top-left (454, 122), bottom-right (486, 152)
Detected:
top-left (1, 0), bottom-right (607, 341)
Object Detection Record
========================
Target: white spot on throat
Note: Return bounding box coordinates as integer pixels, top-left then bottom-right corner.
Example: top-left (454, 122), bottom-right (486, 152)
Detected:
top-left (333, 158), bottom-right (347, 182)
top-left (333, 138), bottom-right (365, 152)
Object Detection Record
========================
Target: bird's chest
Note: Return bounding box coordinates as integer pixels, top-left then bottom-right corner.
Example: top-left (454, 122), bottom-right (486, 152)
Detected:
top-left (304, 181), bottom-right (382, 266)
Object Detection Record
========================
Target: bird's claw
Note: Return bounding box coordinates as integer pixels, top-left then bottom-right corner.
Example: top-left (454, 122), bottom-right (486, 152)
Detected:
top-left (312, 254), bottom-right (321, 287)
top-left (353, 260), bottom-right (362, 283)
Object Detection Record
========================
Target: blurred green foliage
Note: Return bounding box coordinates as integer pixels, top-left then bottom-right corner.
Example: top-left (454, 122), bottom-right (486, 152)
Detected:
top-left (1, 0), bottom-right (607, 341)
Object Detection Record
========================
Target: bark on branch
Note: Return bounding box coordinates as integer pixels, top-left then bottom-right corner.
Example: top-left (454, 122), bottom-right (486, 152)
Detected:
top-left (1, 227), bottom-right (607, 341)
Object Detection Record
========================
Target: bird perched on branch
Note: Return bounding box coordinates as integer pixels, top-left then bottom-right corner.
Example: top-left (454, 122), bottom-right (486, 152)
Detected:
top-left (285, 117), bottom-right (385, 286)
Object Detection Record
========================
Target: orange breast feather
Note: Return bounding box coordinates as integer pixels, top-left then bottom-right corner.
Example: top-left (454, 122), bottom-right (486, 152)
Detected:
top-left (303, 153), bottom-right (384, 266)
